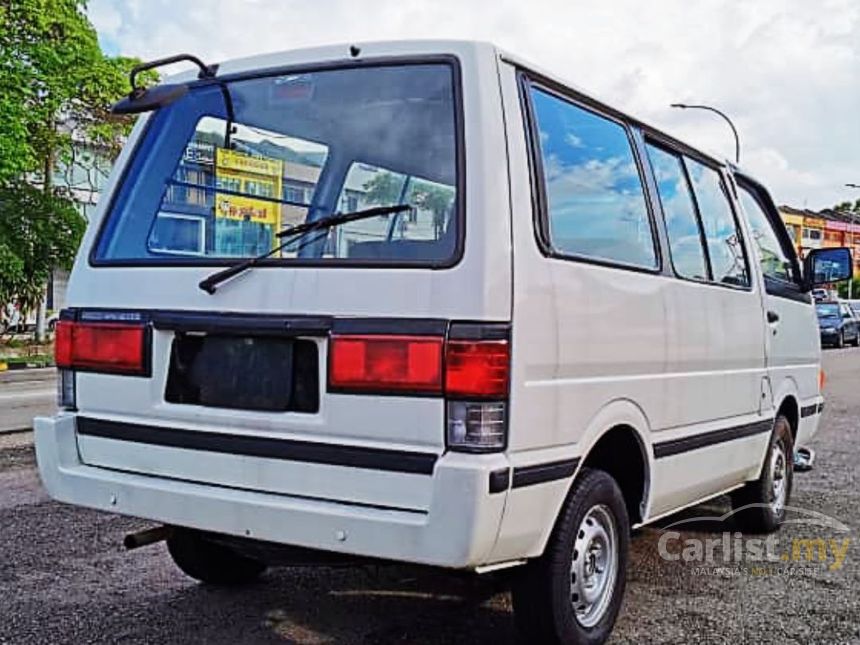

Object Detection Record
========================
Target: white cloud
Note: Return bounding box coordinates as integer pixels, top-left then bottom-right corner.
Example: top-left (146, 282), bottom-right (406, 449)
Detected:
top-left (88, 0), bottom-right (860, 209)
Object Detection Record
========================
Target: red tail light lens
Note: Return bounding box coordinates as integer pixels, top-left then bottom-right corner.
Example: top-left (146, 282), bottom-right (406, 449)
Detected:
top-left (329, 334), bottom-right (443, 394)
top-left (55, 321), bottom-right (148, 375)
top-left (445, 340), bottom-right (510, 398)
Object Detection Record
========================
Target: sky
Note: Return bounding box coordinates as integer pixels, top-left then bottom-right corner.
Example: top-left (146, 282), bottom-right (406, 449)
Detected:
top-left (87, 0), bottom-right (860, 210)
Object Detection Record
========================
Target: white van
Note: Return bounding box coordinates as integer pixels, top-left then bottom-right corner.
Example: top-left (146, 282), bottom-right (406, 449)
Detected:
top-left (35, 41), bottom-right (851, 644)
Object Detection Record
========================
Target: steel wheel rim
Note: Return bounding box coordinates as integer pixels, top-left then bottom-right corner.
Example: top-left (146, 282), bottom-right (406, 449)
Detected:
top-left (770, 439), bottom-right (788, 514)
top-left (570, 504), bottom-right (618, 628)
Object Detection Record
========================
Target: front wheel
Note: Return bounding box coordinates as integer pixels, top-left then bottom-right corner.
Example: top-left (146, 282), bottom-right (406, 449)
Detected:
top-left (512, 468), bottom-right (629, 645)
top-left (167, 528), bottom-right (267, 585)
top-left (731, 415), bottom-right (794, 533)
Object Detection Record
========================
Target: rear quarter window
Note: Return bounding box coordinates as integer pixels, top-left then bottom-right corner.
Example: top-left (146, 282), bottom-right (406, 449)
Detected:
top-left (526, 84), bottom-right (658, 271)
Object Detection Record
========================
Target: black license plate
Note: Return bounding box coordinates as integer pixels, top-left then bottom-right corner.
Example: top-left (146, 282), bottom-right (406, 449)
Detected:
top-left (165, 333), bottom-right (319, 412)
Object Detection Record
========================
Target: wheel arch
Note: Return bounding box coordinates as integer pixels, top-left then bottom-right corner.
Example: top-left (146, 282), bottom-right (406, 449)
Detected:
top-left (567, 399), bottom-right (654, 527)
top-left (776, 394), bottom-right (799, 442)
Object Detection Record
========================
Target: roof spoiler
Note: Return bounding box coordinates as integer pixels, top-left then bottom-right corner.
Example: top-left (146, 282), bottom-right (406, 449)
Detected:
top-left (111, 54), bottom-right (217, 115)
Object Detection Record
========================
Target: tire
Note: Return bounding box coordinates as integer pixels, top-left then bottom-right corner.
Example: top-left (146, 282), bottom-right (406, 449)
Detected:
top-left (852, 330), bottom-right (859, 347)
top-left (166, 528), bottom-right (266, 585)
top-left (512, 468), bottom-right (630, 645)
top-left (836, 331), bottom-right (845, 349)
top-left (730, 415), bottom-right (794, 534)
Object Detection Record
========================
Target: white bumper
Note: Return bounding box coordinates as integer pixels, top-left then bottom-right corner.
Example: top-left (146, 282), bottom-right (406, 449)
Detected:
top-left (34, 413), bottom-right (510, 569)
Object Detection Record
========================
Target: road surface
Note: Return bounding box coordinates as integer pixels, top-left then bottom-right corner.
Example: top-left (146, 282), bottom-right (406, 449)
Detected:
top-left (0, 352), bottom-right (858, 643)
top-left (0, 368), bottom-right (55, 433)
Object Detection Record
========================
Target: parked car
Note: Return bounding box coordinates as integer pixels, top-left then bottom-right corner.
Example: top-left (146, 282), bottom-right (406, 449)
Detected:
top-left (33, 41), bottom-right (853, 645)
top-left (812, 288), bottom-right (832, 302)
top-left (816, 302), bottom-right (859, 348)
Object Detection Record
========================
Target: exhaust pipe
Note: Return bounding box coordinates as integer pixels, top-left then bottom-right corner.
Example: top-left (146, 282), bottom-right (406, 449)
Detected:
top-left (124, 525), bottom-right (171, 550)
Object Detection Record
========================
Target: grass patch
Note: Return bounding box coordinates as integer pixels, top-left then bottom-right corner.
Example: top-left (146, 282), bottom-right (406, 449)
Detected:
top-left (0, 354), bottom-right (54, 368)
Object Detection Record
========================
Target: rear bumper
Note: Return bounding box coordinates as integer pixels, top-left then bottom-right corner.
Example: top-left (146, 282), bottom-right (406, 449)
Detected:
top-left (34, 413), bottom-right (510, 569)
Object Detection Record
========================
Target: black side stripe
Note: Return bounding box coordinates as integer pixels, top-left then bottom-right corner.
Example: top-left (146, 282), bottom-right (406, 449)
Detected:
top-left (488, 468), bottom-right (511, 494)
top-left (800, 403), bottom-right (821, 418)
top-left (76, 417), bottom-right (437, 475)
top-left (653, 419), bottom-right (773, 459)
top-left (511, 458), bottom-right (579, 489)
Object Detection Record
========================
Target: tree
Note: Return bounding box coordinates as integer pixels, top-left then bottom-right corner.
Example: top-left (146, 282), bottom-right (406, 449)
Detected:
top-left (362, 172), bottom-right (404, 206)
top-left (833, 199), bottom-right (860, 213)
top-left (411, 182), bottom-right (455, 236)
top-left (0, 180), bottom-right (85, 310)
top-left (0, 0), bottom-right (155, 338)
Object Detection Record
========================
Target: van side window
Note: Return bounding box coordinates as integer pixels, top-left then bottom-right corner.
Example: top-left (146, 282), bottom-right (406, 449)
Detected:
top-left (645, 144), bottom-right (708, 280)
top-left (684, 159), bottom-right (750, 287)
top-left (737, 186), bottom-right (797, 284)
top-left (528, 87), bottom-right (657, 269)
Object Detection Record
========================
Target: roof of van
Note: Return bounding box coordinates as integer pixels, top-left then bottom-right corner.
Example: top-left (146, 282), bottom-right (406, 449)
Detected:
top-left (166, 39), bottom-right (755, 179)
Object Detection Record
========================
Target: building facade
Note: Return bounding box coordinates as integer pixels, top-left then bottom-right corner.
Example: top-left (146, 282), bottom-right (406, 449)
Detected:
top-left (778, 205), bottom-right (860, 277)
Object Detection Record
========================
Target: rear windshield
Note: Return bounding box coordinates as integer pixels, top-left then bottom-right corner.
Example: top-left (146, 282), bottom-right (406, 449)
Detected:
top-left (94, 62), bottom-right (461, 265)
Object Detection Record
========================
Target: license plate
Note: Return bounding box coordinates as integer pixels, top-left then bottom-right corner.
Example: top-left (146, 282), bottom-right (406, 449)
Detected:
top-left (165, 333), bottom-right (316, 412)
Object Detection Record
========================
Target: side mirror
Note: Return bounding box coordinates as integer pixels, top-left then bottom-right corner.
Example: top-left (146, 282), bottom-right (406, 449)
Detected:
top-left (803, 247), bottom-right (853, 290)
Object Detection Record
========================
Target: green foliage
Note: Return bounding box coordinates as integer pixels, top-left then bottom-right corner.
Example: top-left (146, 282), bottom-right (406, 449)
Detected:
top-left (0, 0), bottom-right (156, 182)
top-left (836, 277), bottom-right (860, 300)
top-left (362, 172), bottom-right (405, 206)
top-left (833, 199), bottom-right (860, 213)
top-left (0, 180), bottom-right (85, 308)
top-left (0, 0), bottom-right (154, 328)
top-left (412, 183), bottom-right (454, 216)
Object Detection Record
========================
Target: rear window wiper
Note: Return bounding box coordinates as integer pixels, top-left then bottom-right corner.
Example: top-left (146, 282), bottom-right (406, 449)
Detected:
top-left (198, 204), bottom-right (411, 294)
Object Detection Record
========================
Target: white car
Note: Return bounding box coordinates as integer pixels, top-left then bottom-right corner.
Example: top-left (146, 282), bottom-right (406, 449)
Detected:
top-left (35, 41), bottom-right (851, 644)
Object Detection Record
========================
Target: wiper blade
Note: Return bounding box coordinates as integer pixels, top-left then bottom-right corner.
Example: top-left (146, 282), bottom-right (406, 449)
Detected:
top-left (275, 204), bottom-right (411, 239)
top-left (198, 203), bottom-right (411, 294)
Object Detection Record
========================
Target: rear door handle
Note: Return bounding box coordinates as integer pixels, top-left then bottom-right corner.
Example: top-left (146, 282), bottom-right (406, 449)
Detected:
top-left (767, 310), bottom-right (780, 324)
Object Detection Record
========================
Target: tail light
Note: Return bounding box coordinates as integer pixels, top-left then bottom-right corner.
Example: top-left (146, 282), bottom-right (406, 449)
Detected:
top-left (445, 340), bottom-right (509, 397)
top-left (444, 337), bottom-right (510, 452)
top-left (55, 320), bottom-right (150, 376)
top-left (328, 335), bottom-right (443, 394)
top-left (328, 324), bottom-right (510, 453)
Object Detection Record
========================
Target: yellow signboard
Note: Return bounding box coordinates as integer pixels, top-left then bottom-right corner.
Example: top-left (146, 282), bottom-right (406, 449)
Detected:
top-left (217, 149), bottom-right (282, 177)
top-left (781, 213), bottom-right (804, 227)
top-left (215, 149), bottom-right (283, 227)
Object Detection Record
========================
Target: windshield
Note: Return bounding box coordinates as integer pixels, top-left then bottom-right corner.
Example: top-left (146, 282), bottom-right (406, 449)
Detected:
top-left (816, 304), bottom-right (839, 318)
top-left (94, 62), bottom-right (461, 265)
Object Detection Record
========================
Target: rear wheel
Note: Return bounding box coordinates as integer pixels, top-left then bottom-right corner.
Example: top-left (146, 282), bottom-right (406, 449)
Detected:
top-left (731, 415), bottom-right (793, 533)
top-left (512, 468), bottom-right (629, 645)
top-left (167, 528), bottom-right (266, 585)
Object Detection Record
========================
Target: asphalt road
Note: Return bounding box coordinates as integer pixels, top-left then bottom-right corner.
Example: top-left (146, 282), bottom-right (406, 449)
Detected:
top-left (0, 368), bottom-right (56, 434)
top-left (1, 352), bottom-right (858, 644)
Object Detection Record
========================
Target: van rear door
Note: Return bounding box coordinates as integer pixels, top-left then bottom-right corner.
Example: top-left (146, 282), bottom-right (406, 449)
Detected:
top-left (62, 44), bottom-right (513, 512)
